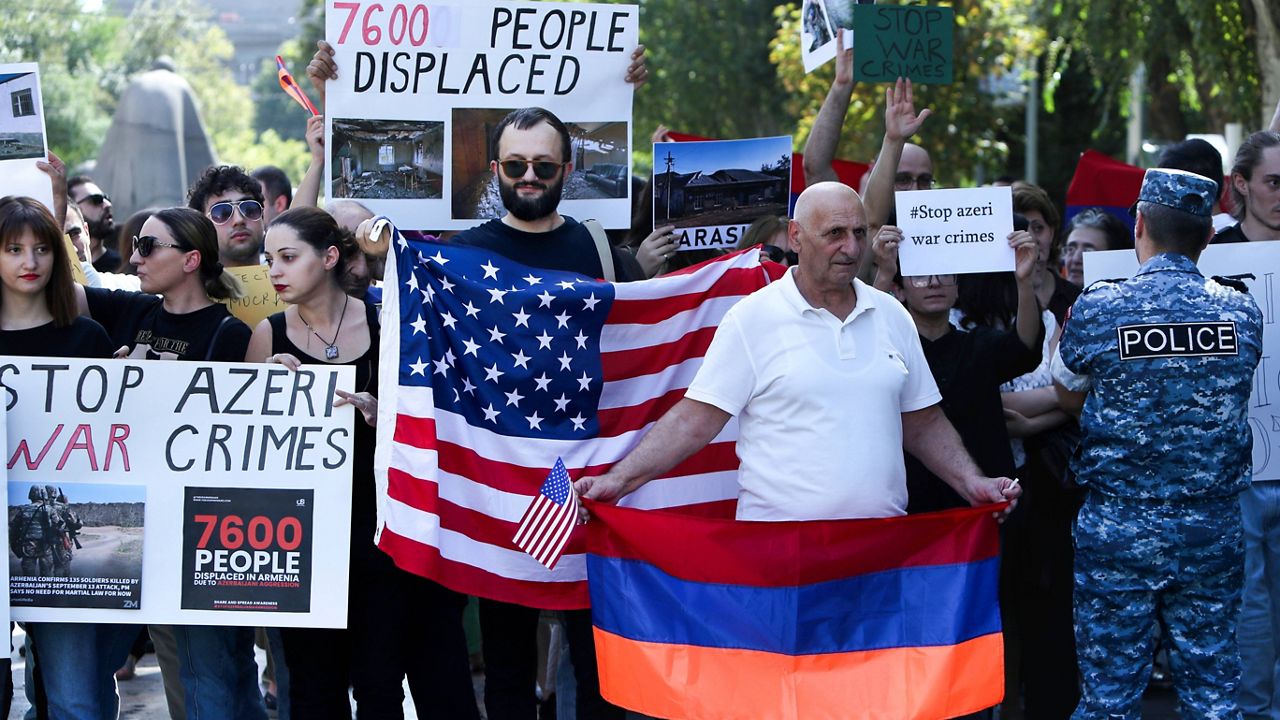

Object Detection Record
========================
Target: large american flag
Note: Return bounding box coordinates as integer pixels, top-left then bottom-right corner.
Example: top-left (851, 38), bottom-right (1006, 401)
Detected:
top-left (374, 227), bottom-right (781, 609)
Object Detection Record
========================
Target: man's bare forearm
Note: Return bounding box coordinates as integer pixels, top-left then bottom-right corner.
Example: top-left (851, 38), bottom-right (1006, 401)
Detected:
top-left (802, 80), bottom-right (854, 186)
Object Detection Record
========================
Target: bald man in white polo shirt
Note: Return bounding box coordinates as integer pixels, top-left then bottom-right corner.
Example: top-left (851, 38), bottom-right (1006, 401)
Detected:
top-left (576, 182), bottom-right (1021, 521)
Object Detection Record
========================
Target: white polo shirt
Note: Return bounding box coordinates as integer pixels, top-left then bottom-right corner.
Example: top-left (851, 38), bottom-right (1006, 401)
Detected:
top-left (684, 269), bottom-right (940, 521)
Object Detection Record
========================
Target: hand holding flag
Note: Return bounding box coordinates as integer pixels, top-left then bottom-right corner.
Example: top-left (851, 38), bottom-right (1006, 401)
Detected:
top-left (513, 457), bottom-right (580, 570)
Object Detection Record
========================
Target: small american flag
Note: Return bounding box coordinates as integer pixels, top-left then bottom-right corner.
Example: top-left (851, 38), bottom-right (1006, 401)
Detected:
top-left (513, 457), bottom-right (579, 569)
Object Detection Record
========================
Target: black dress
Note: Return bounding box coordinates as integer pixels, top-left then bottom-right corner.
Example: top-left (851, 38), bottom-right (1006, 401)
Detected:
top-left (270, 303), bottom-right (478, 720)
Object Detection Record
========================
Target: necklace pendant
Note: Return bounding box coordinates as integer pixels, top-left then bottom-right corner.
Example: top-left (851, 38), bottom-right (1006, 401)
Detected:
top-left (325, 345), bottom-right (339, 360)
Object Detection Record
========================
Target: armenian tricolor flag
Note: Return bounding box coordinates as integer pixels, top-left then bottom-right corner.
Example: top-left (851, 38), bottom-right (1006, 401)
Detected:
top-left (586, 502), bottom-right (1005, 720)
top-left (276, 55), bottom-right (319, 116)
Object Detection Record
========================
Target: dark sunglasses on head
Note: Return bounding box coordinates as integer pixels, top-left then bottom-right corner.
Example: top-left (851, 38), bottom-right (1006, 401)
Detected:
top-left (207, 199), bottom-right (265, 225)
top-left (132, 235), bottom-right (187, 258)
top-left (76, 193), bottom-right (109, 206)
top-left (498, 159), bottom-right (565, 181)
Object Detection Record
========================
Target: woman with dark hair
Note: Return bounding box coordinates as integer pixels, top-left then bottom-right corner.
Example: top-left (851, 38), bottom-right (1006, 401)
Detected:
top-left (1012, 182), bottom-right (1078, 325)
top-left (73, 207), bottom-right (262, 720)
top-left (0, 196), bottom-right (142, 720)
top-left (247, 206), bottom-right (478, 719)
top-left (1063, 208), bottom-right (1133, 287)
top-left (112, 208), bottom-right (158, 275)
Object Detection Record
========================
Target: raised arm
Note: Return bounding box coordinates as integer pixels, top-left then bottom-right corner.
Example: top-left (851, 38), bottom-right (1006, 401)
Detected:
top-left (864, 78), bottom-right (932, 229)
top-left (294, 114), bottom-right (325, 208)
top-left (802, 32), bottom-right (854, 186)
top-left (574, 398), bottom-right (731, 507)
top-left (1010, 229), bottom-right (1042, 350)
top-left (1270, 93), bottom-right (1280, 133)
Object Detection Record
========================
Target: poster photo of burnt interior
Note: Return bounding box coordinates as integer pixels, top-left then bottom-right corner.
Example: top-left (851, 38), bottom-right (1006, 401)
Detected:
top-left (330, 118), bottom-right (444, 200)
top-left (451, 108), bottom-right (630, 220)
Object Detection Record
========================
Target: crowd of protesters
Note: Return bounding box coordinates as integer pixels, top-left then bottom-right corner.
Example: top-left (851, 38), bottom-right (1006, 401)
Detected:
top-left (0, 29), bottom-right (1279, 720)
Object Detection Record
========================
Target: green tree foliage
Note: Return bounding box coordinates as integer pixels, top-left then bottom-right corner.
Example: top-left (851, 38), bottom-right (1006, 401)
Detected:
top-left (251, 0), bottom-right (325, 142)
top-left (0, 0), bottom-right (308, 182)
top-left (771, 0), bottom-right (1044, 187)
top-left (1043, 0), bottom-right (1261, 139)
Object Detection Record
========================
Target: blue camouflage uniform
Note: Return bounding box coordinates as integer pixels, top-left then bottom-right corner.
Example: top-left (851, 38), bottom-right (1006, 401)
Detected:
top-left (1052, 168), bottom-right (1264, 720)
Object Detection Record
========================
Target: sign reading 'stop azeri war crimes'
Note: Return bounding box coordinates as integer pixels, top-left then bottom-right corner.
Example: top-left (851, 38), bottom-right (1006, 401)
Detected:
top-left (1, 357), bottom-right (354, 626)
top-left (324, 2), bottom-right (639, 231)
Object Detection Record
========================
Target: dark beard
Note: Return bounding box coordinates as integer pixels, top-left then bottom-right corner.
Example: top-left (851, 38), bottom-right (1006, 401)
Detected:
top-left (499, 175), bottom-right (564, 222)
top-left (86, 217), bottom-right (115, 243)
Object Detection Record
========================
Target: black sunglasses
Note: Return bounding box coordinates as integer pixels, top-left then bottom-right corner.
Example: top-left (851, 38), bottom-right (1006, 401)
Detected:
top-left (76, 193), bottom-right (109, 206)
top-left (498, 159), bottom-right (566, 181)
top-left (207, 200), bottom-right (265, 225)
top-left (132, 235), bottom-right (187, 258)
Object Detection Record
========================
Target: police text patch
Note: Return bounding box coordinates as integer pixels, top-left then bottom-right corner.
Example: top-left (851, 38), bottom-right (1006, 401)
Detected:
top-left (1116, 322), bottom-right (1239, 360)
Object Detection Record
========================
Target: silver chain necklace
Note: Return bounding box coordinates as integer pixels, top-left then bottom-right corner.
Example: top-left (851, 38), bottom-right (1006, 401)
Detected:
top-left (298, 298), bottom-right (348, 360)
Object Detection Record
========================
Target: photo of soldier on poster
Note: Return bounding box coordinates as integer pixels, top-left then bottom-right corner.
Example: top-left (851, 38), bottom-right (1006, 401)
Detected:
top-left (8, 482), bottom-right (145, 609)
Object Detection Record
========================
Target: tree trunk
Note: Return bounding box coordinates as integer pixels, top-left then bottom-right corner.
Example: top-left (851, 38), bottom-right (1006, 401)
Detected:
top-left (1250, 0), bottom-right (1280, 129)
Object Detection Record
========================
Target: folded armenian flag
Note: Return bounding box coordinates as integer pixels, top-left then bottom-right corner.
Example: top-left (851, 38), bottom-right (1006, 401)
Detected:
top-left (586, 502), bottom-right (1005, 720)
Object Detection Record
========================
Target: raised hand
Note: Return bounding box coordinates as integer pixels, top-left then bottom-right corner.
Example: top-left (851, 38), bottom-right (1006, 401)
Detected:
top-left (884, 77), bottom-right (932, 143)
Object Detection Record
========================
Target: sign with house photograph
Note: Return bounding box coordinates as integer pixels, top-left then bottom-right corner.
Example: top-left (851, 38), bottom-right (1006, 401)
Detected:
top-left (653, 135), bottom-right (794, 251)
top-left (0, 64), bottom-right (53, 214)
top-left (324, 1), bottom-right (639, 231)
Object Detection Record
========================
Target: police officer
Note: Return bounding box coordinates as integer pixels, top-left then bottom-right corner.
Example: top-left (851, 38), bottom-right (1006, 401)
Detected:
top-left (1052, 168), bottom-right (1263, 719)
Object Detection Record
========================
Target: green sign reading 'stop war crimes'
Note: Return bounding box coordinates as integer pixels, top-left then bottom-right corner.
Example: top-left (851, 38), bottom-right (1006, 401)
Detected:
top-left (853, 4), bottom-right (953, 84)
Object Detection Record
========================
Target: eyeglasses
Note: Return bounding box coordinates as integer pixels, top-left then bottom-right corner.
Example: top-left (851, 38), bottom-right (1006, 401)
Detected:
top-left (906, 274), bottom-right (957, 288)
top-left (894, 173), bottom-right (935, 190)
top-left (498, 159), bottom-right (566, 181)
top-left (207, 200), bottom-right (265, 225)
top-left (132, 235), bottom-right (187, 257)
top-left (75, 193), bottom-right (109, 206)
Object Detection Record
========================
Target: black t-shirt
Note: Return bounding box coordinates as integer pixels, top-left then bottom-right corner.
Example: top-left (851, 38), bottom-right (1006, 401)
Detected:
top-left (0, 317), bottom-right (113, 359)
top-left (93, 247), bottom-right (122, 274)
top-left (85, 288), bottom-right (251, 362)
top-left (452, 216), bottom-right (645, 281)
top-left (1213, 223), bottom-right (1250, 244)
top-left (906, 324), bottom-right (1042, 514)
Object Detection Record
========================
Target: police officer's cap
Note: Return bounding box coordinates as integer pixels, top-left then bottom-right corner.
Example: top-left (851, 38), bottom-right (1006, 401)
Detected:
top-left (1129, 168), bottom-right (1217, 218)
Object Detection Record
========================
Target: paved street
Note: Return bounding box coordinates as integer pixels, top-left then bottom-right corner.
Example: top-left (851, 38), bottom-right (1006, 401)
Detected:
top-left (4, 625), bottom-right (1186, 719)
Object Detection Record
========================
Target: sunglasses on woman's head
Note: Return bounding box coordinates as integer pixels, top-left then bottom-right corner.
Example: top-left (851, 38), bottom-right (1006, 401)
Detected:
top-left (132, 235), bottom-right (186, 258)
top-left (207, 199), bottom-right (265, 225)
top-left (498, 159), bottom-right (565, 181)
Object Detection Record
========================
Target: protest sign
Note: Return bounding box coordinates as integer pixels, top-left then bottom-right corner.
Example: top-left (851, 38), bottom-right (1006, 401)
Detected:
top-left (0, 64), bottom-right (54, 214)
top-left (222, 264), bottom-right (286, 328)
top-left (324, 1), bottom-right (639, 230)
top-left (2, 358), bottom-right (354, 626)
top-left (653, 136), bottom-right (792, 252)
top-left (895, 186), bottom-right (1014, 277)
top-left (1084, 243), bottom-right (1280, 481)
top-left (801, 0), bottom-right (837, 72)
top-left (853, 4), bottom-right (953, 84)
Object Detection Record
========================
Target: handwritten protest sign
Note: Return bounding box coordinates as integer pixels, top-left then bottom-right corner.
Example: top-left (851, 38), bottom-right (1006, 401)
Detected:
top-left (853, 4), bottom-right (953, 84)
top-left (895, 186), bottom-right (1014, 276)
top-left (653, 136), bottom-right (793, 252)
top-left (324, 1), bottom-right (638, 230)
top-left (0, 63), bottom-right (54, 214)
top-left (2, 358), bottom-right (354, 625)
top-left (1084, 243), bottom-right (1280, 481)
top-left (223, 264), bottom-right (286, 328)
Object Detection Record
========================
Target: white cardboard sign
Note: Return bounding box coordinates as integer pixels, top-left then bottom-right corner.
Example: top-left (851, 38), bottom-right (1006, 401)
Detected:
top-left (3, 358), bottom-right (355, 626)
top-left (894, 186), bottom-right (1015, 277)
top-left (324, 1), bottom-right (639, 230)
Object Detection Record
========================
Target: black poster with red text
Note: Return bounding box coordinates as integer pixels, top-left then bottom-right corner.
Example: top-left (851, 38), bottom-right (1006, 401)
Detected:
top-left (180, 487), bottom-right (314, 613)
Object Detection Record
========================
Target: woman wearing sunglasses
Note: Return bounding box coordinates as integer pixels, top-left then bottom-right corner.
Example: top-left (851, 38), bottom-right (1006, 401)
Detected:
top-left (72, 208), bottom-right (266, 720)
top-left (0, 196), bottom-right (142, 720)
top-left (246, 206), bottom-right (478, 719)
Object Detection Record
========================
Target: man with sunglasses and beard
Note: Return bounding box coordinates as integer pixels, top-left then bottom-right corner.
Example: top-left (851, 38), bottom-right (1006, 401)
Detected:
top-left (187, 164), bottom-right (268, 268)
top-left (451, 107), bottom-right (644, 283)
top-left (67, 175), bottom-right (120, 272)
